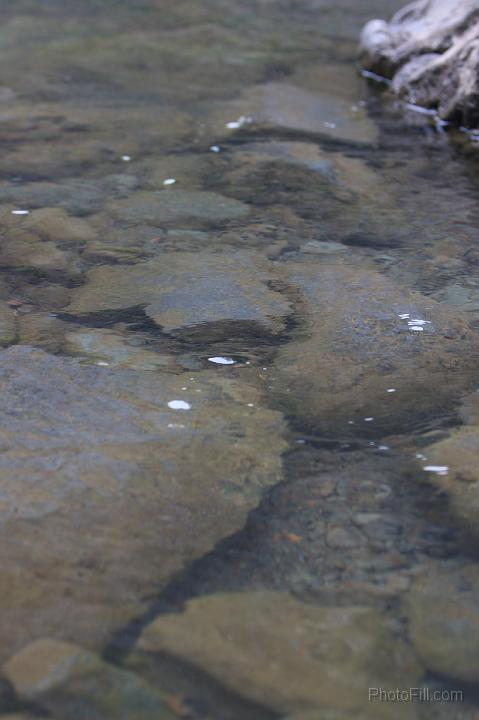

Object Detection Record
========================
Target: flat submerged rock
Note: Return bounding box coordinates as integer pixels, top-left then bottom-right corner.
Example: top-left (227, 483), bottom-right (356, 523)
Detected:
top-left (66, 251), bottom-right (291, 340)
top-left (128, 591), bottom-right (421, 719)
top-left (0, 346), bottom-right (286, 662)
top-left (210, 82), bottom-right (379, 147)
top-left (108, 190), bottom-right (250, 225)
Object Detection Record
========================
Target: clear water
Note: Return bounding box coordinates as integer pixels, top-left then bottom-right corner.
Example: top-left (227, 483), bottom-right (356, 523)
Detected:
top-left (1, 1), bottom-right (479, 718)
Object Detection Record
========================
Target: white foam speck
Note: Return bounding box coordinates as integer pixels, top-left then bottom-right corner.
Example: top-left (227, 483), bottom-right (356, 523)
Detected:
top-left (96, 361), bottom-right (109, 366)
top-left (398, 313), bottom-right (410, 319)
top-left (247, 403), bottom-right (254, 407)
top-left (410, 326), bottom-right (424, 332)
top-left (364, 417), bottom-right (374, 422)
top-left (423, 465), bottom-right (448, 476)
top-left (210, 145), bottom-right (221, 153)
top-left (226, 115), bottom-right (252, 130)
top-left (168, 400), bottom-right (191, 410)
top-left (323, 121), bottom-right (337, 129)
top-left (378, 445), bottom-right (390, 451)
top-left (163, 178), bottom-right (176, 186)
top-left (387, 388), bottom-right (396, 393)
top-left (168, 423), bottom-right (185, 428)
top-left (348, 420), bottom-right (355, 425)
top-left (11, 209), bottom-right (29, 215)
top-left (415, 453), bottom-right (426, 460)
top-left (208, 356), bottom-right (235, 365)
top-left (121, 155), bottom-right (131, 162)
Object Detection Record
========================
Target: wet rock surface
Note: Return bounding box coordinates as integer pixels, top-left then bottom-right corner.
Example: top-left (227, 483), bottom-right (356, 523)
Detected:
top-left (360, 0), bottom-right (479, 125)
top-left (0, 0), bottom-right (479, 718)
top-left (270, 257), bottom-right (479, 435)
top-left (0, 345), bottom-right (286, 661)
top-left (128, 591), bottom-right (422, 719)
top-left (4, 639), bottom-right (174, 720)
top-left (404, 562), bottom-right (479, 684)
top-left (421, 391), bottom-right (479, 536)
top-left (66, 252), bottom-right (291, 340)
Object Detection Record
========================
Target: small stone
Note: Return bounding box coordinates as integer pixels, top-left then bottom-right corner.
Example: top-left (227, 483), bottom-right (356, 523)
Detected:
top-left (404, 563), bottom-right (479, 684)
top-left (3, 639), bottom-right (173, 720)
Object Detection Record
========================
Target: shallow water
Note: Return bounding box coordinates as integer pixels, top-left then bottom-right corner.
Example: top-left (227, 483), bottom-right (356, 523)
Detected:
top-left (1, 1), bottom-right (479, 719)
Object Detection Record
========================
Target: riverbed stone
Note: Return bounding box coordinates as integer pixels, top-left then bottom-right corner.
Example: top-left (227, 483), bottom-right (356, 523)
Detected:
top-left (270, 258), bottom-right (479, 435)
top-left (0, 345), bottom-right (286, 661)
top-left (19, 208), bottom-right (95, 246)
top-left (128, 591), bottom-right (421, 719)
top-left (3, 639), bottom-right (173, 720)
top-left (0, 303), bottom-right (16, 348)
top-left (108, 190), bottom-right (249, 226)
top-left (423, 391), bottom-right (479, 535)
top-left (65, 329), bottom-right (178, 371)
top-left (404, 563), bottom-right (479, 683)
top-left (210, 82), bottom-right (379, 146)
top-left (66, 252), bottom-right (291, 340)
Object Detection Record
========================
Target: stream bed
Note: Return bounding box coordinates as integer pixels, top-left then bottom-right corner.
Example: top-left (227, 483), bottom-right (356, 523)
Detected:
top-left (0, 1), bottom-right (479, 719)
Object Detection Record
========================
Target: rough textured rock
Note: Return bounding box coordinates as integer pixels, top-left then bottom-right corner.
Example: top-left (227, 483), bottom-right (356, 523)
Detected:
top-left (360, 0), bottom-right (479, 125)
top-left (0, 346), bottom-right (286, 661)
top-left (4, 639), bottom-right (173, 720)
top-left (404, 563), bottom-right (479, 683)
top-left (270, 258), bottom-right (479, 435)
top-left (66, 252), bottom-right (291, 340)
top-left (128, 591), bottom-right (421, 719)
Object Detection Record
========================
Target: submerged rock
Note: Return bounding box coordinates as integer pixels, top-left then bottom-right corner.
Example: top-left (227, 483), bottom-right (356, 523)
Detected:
top-left (0, 303), bottom-right (16, 348)
top-left (65, 329), bottom-right (177, 371)
top-left (359, 0), bottom-right (479, 125)
top-left (404, 563), bottom-right (479, 683)
top-left (108, 190), bottom-right (249, 226)
top-left (210, 82), bottom-right (378, 146)
top-left (66, 252), bottom-right (291, 340)
top-left (128, 591), bottom-right (421, 719)
top-left (270, 258), bottom-right (479, 435)
top-left (4, 639), bottom-right (173, 720)
top-left (0, 346), bottom-right (286, 661)
top-left (423, 390), bottom-right (479, 535)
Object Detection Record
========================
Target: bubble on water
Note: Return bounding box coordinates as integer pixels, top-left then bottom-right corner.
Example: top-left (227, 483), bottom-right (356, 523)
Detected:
top-left (364, 417), bottom-right (374, 422)
top-left (168, 400), bottom-right (191, 410)
top-left (163, 178), bottom-right (176, 186)
top-left (226, 115), bottom-right (252, 130)
top-left (387, 388), bottom-right (396, 393)
top-left (11, 209), bottom-right (29, 215)
top-left (96, 361), bottom-right (109, 366)
top-left (121, 155), bottom-right (131, 162)
top-left (247, 403), bottom-right (254, 407)
top-left (210, 145), bottom-right (221, 153)
top-left (208, 356), bottom-right (236, 365)
top-left (423, 465), bottom-right (448, 476)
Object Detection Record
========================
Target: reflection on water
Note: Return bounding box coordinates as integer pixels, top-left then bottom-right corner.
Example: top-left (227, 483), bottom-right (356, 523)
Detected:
top-left (0, 0), bottom-right (479, 718)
